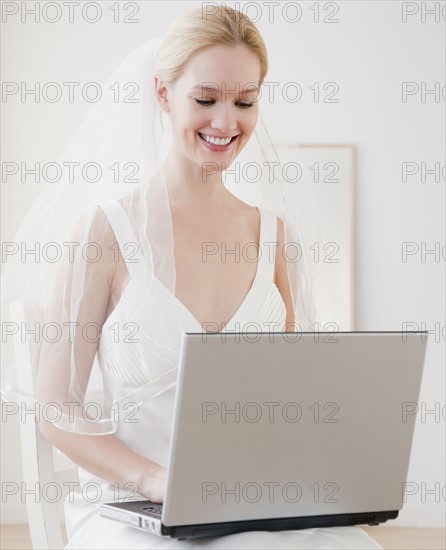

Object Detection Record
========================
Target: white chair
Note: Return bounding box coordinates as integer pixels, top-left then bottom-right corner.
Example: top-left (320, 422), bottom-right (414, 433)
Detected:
top-left (9, 301), bottom-right (78, 550)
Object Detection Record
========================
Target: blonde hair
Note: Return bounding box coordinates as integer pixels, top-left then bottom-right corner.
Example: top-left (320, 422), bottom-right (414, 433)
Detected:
top-left (155, 5), bottom-right (268, 87)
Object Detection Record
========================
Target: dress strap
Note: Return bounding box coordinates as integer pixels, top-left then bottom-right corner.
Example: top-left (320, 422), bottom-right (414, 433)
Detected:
top-left (257, 207), bottom-right (278, 285)
top-left (97, 199), bottom-right (146, 281)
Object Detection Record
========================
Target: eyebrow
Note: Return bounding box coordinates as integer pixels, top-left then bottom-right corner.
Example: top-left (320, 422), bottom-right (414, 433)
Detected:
top-left (189, 84), bottom-right (259, 94)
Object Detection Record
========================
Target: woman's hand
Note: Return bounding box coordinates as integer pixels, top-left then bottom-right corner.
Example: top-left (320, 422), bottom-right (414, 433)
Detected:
top-left (138, 463), bottom-right (168, 503)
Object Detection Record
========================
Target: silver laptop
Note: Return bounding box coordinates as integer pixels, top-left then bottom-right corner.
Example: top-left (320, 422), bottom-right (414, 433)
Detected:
top-left (100, 330), bottom-right (428, 540)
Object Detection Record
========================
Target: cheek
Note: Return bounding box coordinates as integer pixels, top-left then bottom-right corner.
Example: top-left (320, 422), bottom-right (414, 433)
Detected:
top-left (170, 99), bottom-right (200, 132)
top-left (244, 110), bottom-right (259, 135)
top-left (182, 112), bottom-right (207, 136)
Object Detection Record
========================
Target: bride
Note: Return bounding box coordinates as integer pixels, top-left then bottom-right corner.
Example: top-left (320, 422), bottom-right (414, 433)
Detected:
top-left (5, 4), bottom-right (381, 549)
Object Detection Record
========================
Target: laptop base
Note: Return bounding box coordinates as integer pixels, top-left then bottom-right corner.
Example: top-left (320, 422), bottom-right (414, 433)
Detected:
top-left (165, 509), bottom-right (399, 540)
top-left (100, 500), bottom-right (398, 540)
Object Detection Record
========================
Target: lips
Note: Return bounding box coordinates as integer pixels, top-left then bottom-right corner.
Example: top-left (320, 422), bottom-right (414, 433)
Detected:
top-left (198, 132), bottom-right (239, 150)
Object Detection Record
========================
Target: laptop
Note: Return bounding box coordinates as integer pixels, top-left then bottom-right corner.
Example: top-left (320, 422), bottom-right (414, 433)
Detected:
top-left (100, 330), bottom-right (429, 540)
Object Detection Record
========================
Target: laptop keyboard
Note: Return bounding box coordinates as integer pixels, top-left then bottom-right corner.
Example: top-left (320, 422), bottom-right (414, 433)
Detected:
top-left (142, 503), bottom-right (163, 518)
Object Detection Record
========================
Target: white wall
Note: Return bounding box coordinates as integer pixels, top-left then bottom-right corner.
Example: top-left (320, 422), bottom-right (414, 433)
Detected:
top-left (1, 0), bottom-right (444, 528)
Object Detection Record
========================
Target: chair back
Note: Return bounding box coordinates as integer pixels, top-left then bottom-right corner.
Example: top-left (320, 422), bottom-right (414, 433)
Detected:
top-left (9, 301), bottom-right (76, 550)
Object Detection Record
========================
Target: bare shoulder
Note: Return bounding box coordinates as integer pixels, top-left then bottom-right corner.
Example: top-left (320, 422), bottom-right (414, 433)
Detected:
top-left (69, 205), bottom-right (118, 283)
top-left (87, 204), bottom-right (117, 250)
top-left (68, 204), bottom-right (111, 244)
top-left (225, 193), bottom-right (258, 215)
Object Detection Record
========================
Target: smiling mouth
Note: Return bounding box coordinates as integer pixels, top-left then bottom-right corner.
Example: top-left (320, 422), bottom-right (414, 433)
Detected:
top-left (198, 133), bottom-right (239, 148)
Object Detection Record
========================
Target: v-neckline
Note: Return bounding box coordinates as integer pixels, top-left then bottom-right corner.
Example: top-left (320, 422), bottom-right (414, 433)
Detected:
top-left (153, 206), bottom-right (263, 333)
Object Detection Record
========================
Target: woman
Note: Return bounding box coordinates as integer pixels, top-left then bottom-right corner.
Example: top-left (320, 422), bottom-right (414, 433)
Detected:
top-left (4, 5), bottom-right (381, 549)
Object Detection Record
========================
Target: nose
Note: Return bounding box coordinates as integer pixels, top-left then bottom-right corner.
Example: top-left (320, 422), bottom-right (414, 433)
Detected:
top-left (210, 102), bottom-right (238, 134)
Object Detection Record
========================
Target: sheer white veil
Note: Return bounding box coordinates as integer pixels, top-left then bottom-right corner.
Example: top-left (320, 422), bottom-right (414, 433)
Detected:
top-left (1, 6), bottom-right (317, 435)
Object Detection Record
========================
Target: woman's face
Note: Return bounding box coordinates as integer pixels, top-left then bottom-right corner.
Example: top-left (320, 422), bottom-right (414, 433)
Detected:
top-left (156, 43), bottom-right (261, 170)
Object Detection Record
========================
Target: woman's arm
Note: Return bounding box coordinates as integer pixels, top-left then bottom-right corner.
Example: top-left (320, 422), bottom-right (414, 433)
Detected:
top-left (274, 217), bottom-right (296, 330)
top-left (36, 206), bottom-right (167, 503)
top-left (39, 424), bottom-right (167, 502)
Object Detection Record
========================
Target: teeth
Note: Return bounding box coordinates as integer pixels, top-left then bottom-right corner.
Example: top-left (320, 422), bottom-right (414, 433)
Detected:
top-left (200, 133), bottom-right (233, 146)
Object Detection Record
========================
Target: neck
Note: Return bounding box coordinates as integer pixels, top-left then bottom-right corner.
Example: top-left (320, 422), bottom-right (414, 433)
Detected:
top-left (161, 150), bottom-right (228, 204)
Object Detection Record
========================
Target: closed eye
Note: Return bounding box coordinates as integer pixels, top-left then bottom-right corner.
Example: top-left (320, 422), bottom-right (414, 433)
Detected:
top-left (194, 99), bottom-right (254, 109)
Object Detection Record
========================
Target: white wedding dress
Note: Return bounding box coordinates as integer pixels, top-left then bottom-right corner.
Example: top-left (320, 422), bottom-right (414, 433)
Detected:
top-left (64, 199), bottom-right (382, 549)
